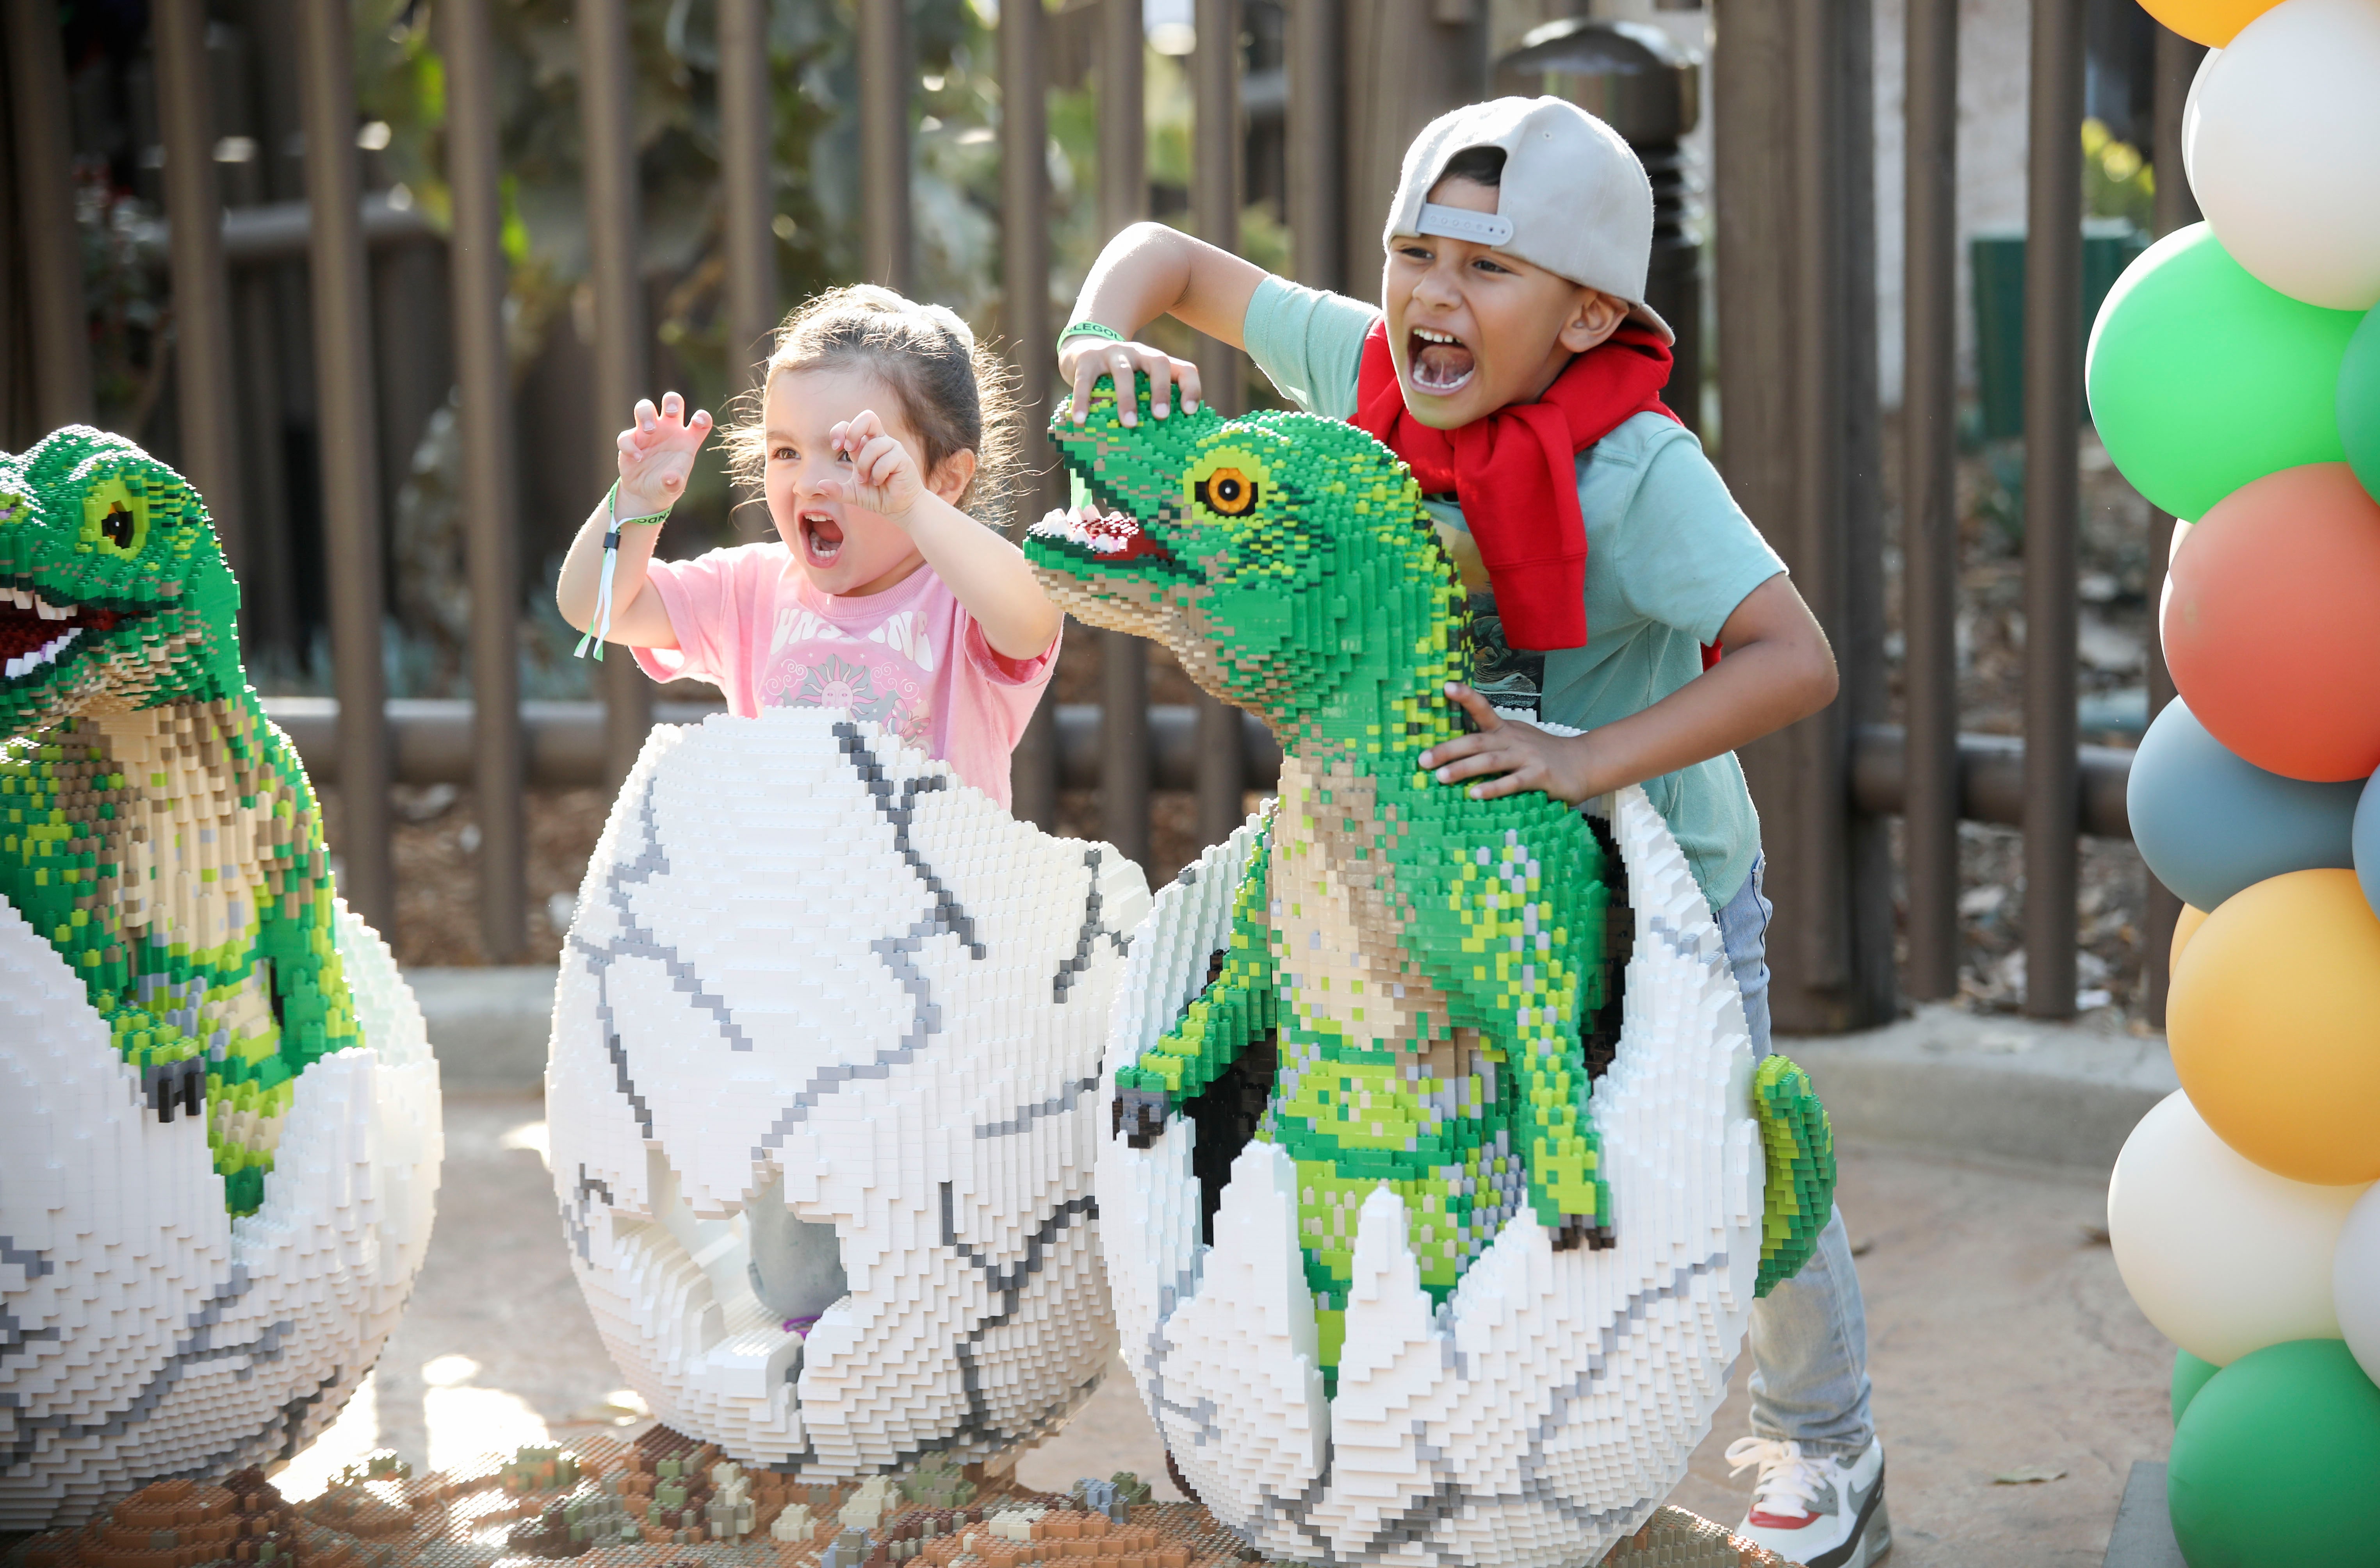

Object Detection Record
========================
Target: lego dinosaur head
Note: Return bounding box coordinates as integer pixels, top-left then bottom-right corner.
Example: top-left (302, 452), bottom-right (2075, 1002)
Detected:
top-left (0, 427), bottom-right (244, 736)
top-left (1026, 374), bottom-right (1468, 732)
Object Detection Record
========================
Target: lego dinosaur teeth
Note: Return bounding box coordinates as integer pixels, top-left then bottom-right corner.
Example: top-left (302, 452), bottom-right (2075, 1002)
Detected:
top-left (3, 626), bottom-right (79, 679)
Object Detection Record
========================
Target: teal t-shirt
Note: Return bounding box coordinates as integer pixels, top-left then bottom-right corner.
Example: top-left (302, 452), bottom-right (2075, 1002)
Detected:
top-left (1240, 275), bottom-right (1787, 911)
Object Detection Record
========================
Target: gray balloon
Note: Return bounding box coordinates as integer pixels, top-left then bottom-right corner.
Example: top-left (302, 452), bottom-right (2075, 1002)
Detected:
top-left (2129, 697), bottom-right (2361, 912)
top-left (2357, 772), bottom-right (2380, 920)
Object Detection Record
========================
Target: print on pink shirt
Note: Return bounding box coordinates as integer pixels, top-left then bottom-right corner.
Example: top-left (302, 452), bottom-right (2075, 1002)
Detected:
top-left (760, 603), bottom-right (933, 744)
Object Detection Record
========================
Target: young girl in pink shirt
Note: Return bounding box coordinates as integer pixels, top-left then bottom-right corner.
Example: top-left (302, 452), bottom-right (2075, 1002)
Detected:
top-left (556, 286), bottom-right (1062, 809)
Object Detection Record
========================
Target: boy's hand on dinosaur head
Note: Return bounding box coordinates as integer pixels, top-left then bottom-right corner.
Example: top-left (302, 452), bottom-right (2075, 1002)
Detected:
top-left (1061, 336), bottom-right (1201, 428)
top-left (1419, 682), bottom-right (1603, 804)
top-left (615, 391), bottom-right (711, 519)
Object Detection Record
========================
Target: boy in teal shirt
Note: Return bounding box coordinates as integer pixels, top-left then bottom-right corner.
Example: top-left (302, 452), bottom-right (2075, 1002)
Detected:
top-left (1058, 96), bottom-right (1886, 1566)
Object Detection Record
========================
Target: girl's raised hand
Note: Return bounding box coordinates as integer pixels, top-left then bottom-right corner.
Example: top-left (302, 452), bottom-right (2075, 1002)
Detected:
top-left (819, 409), bottom-right (925, 521)
top-left (615, 391), bottom-right (712, 517)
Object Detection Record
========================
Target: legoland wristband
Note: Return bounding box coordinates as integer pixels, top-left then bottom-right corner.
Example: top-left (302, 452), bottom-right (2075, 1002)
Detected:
top-left (1058, 321), bottom-right (1126, 363)
top-left (574, 481), bottom-right (671, 662)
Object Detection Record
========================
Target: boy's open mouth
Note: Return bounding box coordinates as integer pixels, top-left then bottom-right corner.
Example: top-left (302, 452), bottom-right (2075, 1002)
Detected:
top-left (800, 511), bottom-right (845, 566)
top-left (1407, 326), bottom-right (1476, 394)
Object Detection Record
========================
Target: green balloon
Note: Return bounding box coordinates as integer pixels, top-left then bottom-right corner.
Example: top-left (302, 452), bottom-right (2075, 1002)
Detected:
top-left (2168, 1339), bottom-right (2380, 1568)
top-left (2172, 1348), bottom-right (2220, 1427)
top-left (2340, 308), bottom-right (2380, 506)
top-left (2086, 224), bottom-right (2360, 522)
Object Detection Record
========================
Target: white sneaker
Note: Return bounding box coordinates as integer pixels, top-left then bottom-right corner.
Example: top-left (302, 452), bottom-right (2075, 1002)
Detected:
top-left (1725, 1436), bottom-right (1892, 1568)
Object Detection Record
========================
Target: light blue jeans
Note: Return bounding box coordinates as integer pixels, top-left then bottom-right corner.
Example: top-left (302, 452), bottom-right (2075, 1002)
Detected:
top-left (1716, 856), bottom-right (1876, 1458)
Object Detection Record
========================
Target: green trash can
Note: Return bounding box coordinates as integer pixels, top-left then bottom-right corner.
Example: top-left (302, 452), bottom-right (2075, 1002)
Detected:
top-left (1971, 219), bottom-right (2151, 441)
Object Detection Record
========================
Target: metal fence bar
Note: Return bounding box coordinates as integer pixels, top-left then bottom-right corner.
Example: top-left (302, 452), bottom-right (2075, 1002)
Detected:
top-left (1096, 0), bottom-right (1151, 866)
top-left (1002, 0), bottom-right (1061, 832)
top-left (294, 0), bottom-right (394, 927)
top-left (2020, 0), bottom-right (2085, 1019)
top-left (441, 0), bottom-right (527, 960)
top-left (153, 0), bottom-right (246, 578)
top-left (718, 0), bottom-right (776, 394)
top-left (1284, 0), bottom-right (1345, 294)
top-left (578, 0), bottom-right (654, 786)
top-left (4, 0), bottom-right (91, 426)
top-left (857, 0), bottom-right (912, 294)
top-left (1711, 0), bottom-right (1897, 1032)
top-left (1190, 0), bottom-right (1247, 846)
top-left (2141, 23), bottom-right (2206, 1025)
top-left (1901, 0), bottom-right (1961, 1000)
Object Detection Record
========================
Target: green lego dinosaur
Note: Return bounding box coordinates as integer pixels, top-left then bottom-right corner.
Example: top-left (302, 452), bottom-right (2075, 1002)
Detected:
top-left (0, 427), bottom-right (357, 1215)
top-left (1025, 375), bottom-right (1837, 1380)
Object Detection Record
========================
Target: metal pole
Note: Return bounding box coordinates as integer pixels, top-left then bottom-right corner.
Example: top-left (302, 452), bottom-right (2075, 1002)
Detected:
top-left (857, 0), bottom-right (912, 294)
top-left (579, 0), bottom-right (654, 785)
top-left (2020, 0), bottom-right (2084, 1019)
top-left (1284, 0), bottom-right (1345, 294)
top-left (1191, 0), bottom-right (1247, 846)
top-left (1711, 0), bottom-right (1894, 1032)
top-left (2141, 23), bottom-right (2205, 1025)
top-left (440, 0), bottom-right (527, 960)
top-left (1901, 0), bottom-right (1960, 1000)
top-left (4, 0), bottom-right (91, 426)
top-left (1004, 0), bottom-right (1061, 832)
top-left (154, 0), bottom-right (246, 577)
top-left (294, 0), bottom-right (394, 928)
top-left (1096, 0), bottom-right (1151, 866)
top-left (719, 0), bottom-right (777, 394)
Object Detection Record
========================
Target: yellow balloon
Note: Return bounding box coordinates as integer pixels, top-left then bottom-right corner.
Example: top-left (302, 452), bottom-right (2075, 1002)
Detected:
top-left (2169, 870), bottom-right (2380, 1185)
top-left (2172, 903), bottom-right (2210, 972)
top-left (2140, 0), bottom-right (2286, 45)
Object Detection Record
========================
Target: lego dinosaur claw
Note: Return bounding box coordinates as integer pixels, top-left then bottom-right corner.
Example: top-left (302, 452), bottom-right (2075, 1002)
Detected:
top-left (1114, 1087), bottom-right (1173, 1148)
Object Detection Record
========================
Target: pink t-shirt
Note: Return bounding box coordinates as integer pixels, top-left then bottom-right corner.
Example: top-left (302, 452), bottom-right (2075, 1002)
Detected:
top-left (631, 543), bottom-right (1057, 809)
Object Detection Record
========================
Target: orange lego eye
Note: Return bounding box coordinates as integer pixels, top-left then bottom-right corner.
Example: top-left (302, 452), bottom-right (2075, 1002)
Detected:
top-left (1197, 467), bottom-right (1259, 517)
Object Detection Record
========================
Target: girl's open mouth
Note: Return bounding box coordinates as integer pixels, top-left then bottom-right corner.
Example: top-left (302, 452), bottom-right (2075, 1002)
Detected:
top-left (1408, 326), bottom-right (1476, 394)
top-left (800, 512), bottom-right (845, 566)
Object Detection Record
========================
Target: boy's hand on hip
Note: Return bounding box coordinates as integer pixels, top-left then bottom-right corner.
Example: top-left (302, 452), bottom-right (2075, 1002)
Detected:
top-left (1419, 683), bottom-right (1602, 804)
top-left (615, 391), bottom-right (711, 519)
top-left (1060, 336), bottom-right (1201, 428)
top-left (819, 409), bottom-right (924, 522)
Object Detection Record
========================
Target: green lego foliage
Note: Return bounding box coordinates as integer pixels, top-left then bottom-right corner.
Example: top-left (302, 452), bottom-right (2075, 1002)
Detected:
top-left (1751, 1053), bottom-right (1837, 1296)
top-left (1030, 376), bottom-right (1618, 1381)
top-left (0, 426), bottom-right (358, 1215)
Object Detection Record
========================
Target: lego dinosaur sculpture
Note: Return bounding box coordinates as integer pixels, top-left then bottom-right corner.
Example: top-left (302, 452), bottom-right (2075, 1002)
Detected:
top-left (0, 428), bottom-right (438, 1528)
top-left (1024, 378), bottom-right (1833, 1566)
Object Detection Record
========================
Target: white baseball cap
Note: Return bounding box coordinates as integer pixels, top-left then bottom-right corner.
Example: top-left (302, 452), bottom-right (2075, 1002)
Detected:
top-left (1383, 96), bottom-right (1672, 344)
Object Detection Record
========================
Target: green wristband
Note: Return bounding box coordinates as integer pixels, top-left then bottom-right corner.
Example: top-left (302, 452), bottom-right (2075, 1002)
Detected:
top-left (1059, 321), bottom-right (1126, 358)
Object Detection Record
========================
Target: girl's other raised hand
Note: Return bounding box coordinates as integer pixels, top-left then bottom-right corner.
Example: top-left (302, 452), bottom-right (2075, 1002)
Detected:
top-left (615, 391), bottom-right (712, 517)
top-left (819, 408), bottom-right (925, 522)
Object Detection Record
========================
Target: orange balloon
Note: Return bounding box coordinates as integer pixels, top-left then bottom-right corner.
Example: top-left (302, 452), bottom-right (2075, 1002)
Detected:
top-left (2168, 870), bottom-right (2380, 1185)
top-left (2163, 463), bottom-right (2380, 782)
top-left (2140, 0), bottom-right (2286, 45)
top-left (2172, 903), bottom-right (2210, 972)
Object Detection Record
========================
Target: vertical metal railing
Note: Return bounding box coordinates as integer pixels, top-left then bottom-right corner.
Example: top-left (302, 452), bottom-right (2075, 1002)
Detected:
top-left (578, 0), bottom-right (654, 788)
top-left (2140, 23), bottom-right (2206, 1025)
top-left (1900, 0), bottom-right (1961, 1002)
top-left (1190, 0), bottom-right (1247, 846)
top-left (442, 0), bottom-right (527, 960)
top-left (1096, 0), bottom-right (1151, 867)
top-left (2020, 0), bottom-right (2085, 1019)
top-left (154, 0), bottom-right (247, 580)
top-left (3, 0), bottom-right (90, 428)
top-left (295, 0), bottom-right (396, 928)
top-left (857, 2), bottom-right (912, 296)
top-left (718, 0), bottom-right (777, 396)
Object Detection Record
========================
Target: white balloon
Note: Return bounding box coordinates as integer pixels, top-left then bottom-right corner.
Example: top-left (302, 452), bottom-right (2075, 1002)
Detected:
top-left (2339, 1183), bottom-right (2380, 1388)
top-left (2107, 1090), bottom-right (2365, 1365)
top-left (2185, 0), bottom-right (2380, 310)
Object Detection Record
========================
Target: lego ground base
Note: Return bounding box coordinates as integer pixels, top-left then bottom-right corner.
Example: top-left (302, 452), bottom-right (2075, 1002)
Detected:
top-left (7, 1431), bottom-right (1797, 1568)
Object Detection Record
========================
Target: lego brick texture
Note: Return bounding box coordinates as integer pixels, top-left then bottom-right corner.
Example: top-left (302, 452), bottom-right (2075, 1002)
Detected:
top-left (1, 428), bottom-right (440, 1531)
top-left (545, 708), bottom-right (1151, 1477)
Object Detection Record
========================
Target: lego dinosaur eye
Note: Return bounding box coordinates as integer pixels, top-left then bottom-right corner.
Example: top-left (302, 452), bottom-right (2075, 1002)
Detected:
top-left (1197, 467), bottom-right (1259, 517)
top-left (81, 480), bottom-right (149, 559)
